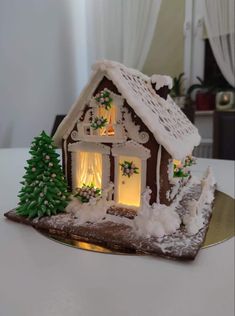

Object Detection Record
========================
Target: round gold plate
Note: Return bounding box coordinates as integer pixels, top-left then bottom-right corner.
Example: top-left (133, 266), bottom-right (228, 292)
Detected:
top-left (202, 190), bottom-right (234, 248)
top-left (39, 190), bottom-right (234, 254)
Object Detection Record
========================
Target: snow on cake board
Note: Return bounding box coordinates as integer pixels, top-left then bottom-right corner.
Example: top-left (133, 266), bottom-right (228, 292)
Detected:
top-left (5, 168), bottom-right (216, 261)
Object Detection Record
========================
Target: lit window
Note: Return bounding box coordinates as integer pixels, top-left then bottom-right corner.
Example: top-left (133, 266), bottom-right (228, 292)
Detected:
top-left (75, 151), bottom-right (102, 189)
top-left (97, 103), bottom-right (116, 136)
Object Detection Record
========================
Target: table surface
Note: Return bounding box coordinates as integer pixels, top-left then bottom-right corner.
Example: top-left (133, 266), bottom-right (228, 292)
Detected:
top-left (0, 148), bottom-right (234, 316)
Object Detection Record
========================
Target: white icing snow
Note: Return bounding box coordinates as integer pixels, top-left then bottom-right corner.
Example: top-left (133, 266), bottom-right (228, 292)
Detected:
top-left (150, 74), bottom-right (173, 90)
top-left (66, 197), bottom-right (109, 225)
top-left (156, 145), bottom-right (162, 204)
top-left (66, 183), bottom-right (133, 227)
top-left (133, 187), bottom-right (181, 238)
top-left (65, 165), bottom-right (215, 239)
top-left (182, 167), bottom-right (216, 235)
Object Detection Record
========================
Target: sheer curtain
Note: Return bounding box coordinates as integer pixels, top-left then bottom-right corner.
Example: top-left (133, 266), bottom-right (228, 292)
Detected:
top-left (85, 0), bottom-right (162, 70)
top-left (204, 0), bottom-right (235, 87)
top-left (76, 152), bottom-right (102, 188)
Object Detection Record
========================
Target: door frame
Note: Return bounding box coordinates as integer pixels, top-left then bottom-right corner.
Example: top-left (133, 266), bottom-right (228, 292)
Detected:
top-left (112, 141), bottom-right (151, 208)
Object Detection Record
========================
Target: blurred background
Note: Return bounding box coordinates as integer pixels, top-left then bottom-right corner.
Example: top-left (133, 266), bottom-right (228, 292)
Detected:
top-left (0, 0), bottom-right (234, 159)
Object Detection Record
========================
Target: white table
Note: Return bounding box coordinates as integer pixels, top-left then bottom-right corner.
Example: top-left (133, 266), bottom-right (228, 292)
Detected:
top-left (0, 149), bottom-right (234, 316)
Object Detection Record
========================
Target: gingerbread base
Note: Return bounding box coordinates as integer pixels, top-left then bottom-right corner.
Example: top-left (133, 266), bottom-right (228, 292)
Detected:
top-left (4, 183), bottom-right (215, 261)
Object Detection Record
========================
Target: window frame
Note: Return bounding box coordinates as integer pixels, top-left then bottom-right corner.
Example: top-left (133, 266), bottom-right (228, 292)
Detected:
top-left (68, 142), bottom-right (110, 192)
top-left (77, 89), bottom-right (126, 143)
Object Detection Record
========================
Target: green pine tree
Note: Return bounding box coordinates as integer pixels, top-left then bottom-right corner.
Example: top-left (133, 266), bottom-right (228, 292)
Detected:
top-left (16, 131), bottom-right (70, 218)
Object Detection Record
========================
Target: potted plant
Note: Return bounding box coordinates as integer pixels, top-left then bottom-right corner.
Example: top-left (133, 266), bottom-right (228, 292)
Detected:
top-left (170, 73), bottom-right (186, 108)
top-left (187, 77), bottom-right (216, 111)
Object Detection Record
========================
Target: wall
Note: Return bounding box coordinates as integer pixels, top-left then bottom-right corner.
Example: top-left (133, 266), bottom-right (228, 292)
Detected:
top-left (0, 0), bottom-right (88, 148)
top-left (143, 0), bottom-right (185, 77)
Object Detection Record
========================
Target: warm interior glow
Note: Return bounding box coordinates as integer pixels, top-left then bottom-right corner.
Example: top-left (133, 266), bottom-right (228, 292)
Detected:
top-left (75, 151), bottom-right (102, 189)
top-left (117, 155), bottom-right (141, 207)
top-left (98, 103), bottom-right (116, 136)
top-left (222, 94), bottom-right (229, 102)
top-left (74, 241), bottom-right (111, 253)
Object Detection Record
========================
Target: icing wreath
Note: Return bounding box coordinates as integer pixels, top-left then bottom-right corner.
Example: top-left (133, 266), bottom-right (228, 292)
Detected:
top-left (184, 155), bottom-right (196, 167)
top-left (173, 161), bottom-right (189, 178)
top-left (75, 184), bottom-right (101, 203)
top-left (120, 161), bottom-right (139, 177)
top-left (91, 116), bottom-right (108, 130)
top-left (95, 88), bottom-right (113, 110)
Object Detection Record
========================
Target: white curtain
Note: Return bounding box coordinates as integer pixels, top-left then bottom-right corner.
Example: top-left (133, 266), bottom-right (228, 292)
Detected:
top-left (204, 0), bottom-right (235, 87)
top-left (76, 152), bottom-right (102, 188)
top-left (85, 0), bottom-right (162, 70)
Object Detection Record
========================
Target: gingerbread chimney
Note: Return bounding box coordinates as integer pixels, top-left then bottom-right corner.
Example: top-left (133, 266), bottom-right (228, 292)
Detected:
top-left (150, 75), bottom-right (173, 100)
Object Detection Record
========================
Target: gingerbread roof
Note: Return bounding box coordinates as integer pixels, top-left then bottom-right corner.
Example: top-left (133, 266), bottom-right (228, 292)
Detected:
top-left (53, 60), bottom-right (200, 160)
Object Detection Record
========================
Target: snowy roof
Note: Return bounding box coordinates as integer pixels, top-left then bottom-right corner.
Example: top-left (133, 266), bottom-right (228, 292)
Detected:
top-left (53, 60), bottom-right (200, 160)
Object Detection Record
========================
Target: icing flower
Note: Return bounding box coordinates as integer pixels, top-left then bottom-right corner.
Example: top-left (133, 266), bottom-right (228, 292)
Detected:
top-left (120, 161), bottom-right (139, 178)
top-left (91, 116), bottom-right (107, 130)
top-left (184, 155), bottom-right (197, 167)
top-left (75, 184), bottom-right (101, 203)
top-left (95, 89), bottom-right (113, 110)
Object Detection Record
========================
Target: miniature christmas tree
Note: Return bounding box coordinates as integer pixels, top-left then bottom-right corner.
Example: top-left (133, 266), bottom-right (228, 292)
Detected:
top-left (16, 131), bottom-right (70, 218)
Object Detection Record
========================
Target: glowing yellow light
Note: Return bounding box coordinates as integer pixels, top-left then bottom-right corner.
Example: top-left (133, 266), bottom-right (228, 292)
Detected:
top-left (74, 241), bottom-right (111, 253)
top-left (98, 103), bottom-right (116, 136)
top-left (173, 159), bottom-right (182, 167)
top-left (117, 155), bottom-right (141, 207)
top-left (223, 95), bottom-right (229, 102)
top-left (75, 151), bottom-right (102, 189)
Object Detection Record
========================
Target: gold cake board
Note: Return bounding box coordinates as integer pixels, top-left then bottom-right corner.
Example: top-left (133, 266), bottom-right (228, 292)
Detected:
top-left (40, 190), bottom-right (234, 254)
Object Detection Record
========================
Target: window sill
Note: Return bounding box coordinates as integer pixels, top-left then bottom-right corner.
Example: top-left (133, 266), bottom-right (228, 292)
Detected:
top-left (77, 135), bottom-right (126, 143)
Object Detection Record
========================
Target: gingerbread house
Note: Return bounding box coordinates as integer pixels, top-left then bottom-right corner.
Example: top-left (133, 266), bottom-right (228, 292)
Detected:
top-left (53, 60), bottom-right (200, 209)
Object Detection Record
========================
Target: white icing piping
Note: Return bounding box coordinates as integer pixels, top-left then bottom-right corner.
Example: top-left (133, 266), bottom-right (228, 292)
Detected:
top-left (63, 138), bottom-right (68, 179)
top-left (156, 145), bottom-right (162, 204)
top-left (183, 167), bottom-right (216, 235)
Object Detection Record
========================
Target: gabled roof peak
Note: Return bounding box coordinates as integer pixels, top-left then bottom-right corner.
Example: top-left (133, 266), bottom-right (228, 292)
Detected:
top-left (92, 59), bottom-right (150, 81)
top-left (54, 60), bottom-right (200, 159)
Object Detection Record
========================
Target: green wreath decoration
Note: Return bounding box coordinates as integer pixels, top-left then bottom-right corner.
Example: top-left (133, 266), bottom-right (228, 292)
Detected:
top-left (120, 161), bottom-right (139, 178)
top-left (91, 116), bottom-right (107, 130)
top-left (95, 88), bottom-right (113, 110)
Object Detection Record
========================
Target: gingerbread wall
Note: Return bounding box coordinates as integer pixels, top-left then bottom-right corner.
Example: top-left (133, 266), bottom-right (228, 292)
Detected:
top-left (62, 76), bottom-right (173, 205)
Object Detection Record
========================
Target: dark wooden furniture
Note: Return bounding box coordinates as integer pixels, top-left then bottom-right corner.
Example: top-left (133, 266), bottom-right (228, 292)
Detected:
top-left (213, 110), bottom-right (235, 160)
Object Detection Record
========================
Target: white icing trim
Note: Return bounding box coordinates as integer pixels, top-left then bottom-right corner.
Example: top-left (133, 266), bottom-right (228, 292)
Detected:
top-left (76, 124), bottom-right (126, 143)
top-left (123, 110), bottom-right (150, 144)
top-left (156, 145), bottom-right (162, 204)
top-left (63, 138), bottom-right (68, 179)
top-left (102, 154), bottom-right (110, 189)
top-left (112, 140), bottom-right (150, 160)
top-left (68, 142), bottom-right (110, 155)
top-left (92, 59), bottom-right (150, 81)
top-left (183, 167), bottom-right (216, 235)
